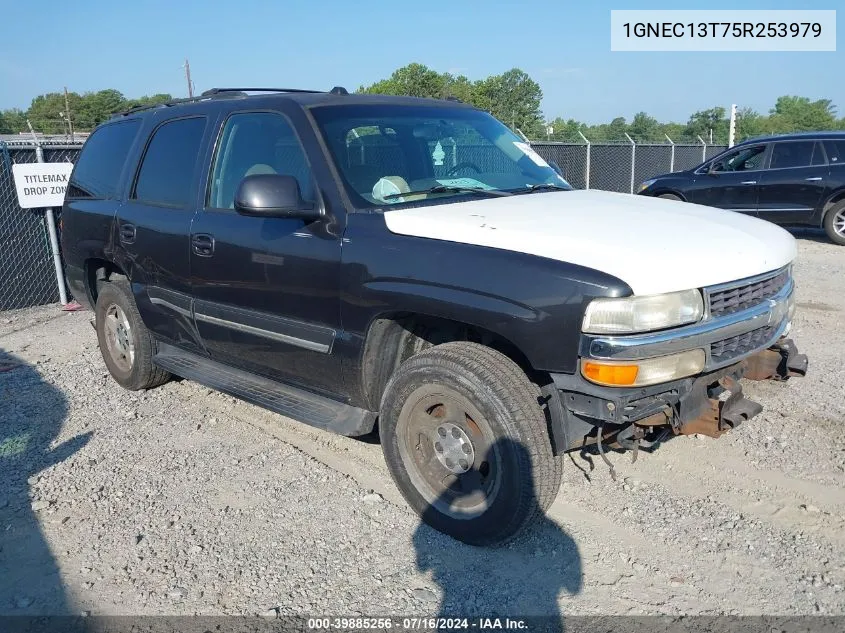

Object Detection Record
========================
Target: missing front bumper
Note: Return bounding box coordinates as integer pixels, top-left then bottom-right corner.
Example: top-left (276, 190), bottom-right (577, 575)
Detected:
top-left (547, 337), bottom-right (808, 452)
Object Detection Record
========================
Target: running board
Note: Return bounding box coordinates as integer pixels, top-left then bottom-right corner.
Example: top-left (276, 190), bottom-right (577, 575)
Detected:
top-left (153, 343), bottom-right (376, 436)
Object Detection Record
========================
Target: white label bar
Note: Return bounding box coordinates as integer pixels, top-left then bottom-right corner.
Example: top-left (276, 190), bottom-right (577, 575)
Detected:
top-left (611, 10), bottom-right (836, 52)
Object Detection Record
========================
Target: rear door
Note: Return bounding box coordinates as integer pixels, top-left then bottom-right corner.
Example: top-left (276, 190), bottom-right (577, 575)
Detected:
top-left (757, 140), bottom-right (829, 225)
top-left (112, 114), bottom-right (211, 354)
top-left (686, 144), bottom-right (767, 214)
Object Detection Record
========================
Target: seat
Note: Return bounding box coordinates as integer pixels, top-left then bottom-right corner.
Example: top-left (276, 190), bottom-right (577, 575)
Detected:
top-left (244, 164), bottom-right (277, 177)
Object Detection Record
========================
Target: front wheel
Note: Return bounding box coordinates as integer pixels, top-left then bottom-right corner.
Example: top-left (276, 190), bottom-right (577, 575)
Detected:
top-left (658, 193), bottom-right (682, 201)
top-left (95, 280), bottom-right (171, 391)
top-left (823, 201), bottom-right (845, 246)
top-left (379, 342), bottom-right (561, 546)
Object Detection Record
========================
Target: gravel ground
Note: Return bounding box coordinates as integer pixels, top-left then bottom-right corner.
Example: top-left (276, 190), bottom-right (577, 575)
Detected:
top-left (1, 229), bottom-right (844, 618)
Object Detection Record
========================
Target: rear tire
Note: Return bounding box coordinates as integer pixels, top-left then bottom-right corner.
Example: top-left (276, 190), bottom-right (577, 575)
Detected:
top-left (95, 280), bottom-right (171, 391)
top-left (379, 341), bottom-right (561, 546)
top-left (658, 193), bottom-right (682, 201)
top-left (823, 201), bottom-right (845, 245)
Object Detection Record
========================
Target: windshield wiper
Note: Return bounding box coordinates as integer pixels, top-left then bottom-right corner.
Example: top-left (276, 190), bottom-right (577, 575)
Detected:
top-left (382, 185), bottom-right (512, 201)
top-left (510, 183), bottom-right (571, 194)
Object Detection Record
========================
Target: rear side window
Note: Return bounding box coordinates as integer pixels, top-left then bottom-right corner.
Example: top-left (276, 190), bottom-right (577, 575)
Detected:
top-left (133, 117), bottom-right (206, 208)
top-left (769, 141), bottom-right (819, 169)
top-left (823, 140), bottom-right (845, 165)
top-left (67, 120), bottom-right (141, 199)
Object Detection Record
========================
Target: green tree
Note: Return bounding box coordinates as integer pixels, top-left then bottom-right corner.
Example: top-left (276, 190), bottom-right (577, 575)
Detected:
top-left (26, 92), bottom-right (83, 134)
top-left (659, 122), bottom-right (685, 142)
top-left (80, 89), bottom-right (126, 126)
top-left (606, 116), bottom-right (628, 140)
top-left (735, 107), bottom-right (767, 140)
top-left (442, 74), bottom-right (475, 103)
top-left (359, 63), bottom-right (446, 98)
top-left (546, 117), bottom-right (586, 141)
top-left (476, 68), bottom-right (544, 137)
top-left (628, 111), bottom-right (660, 141)
top-left (684, 107), bottom-right (728, 143)
top-left (123, 93), bottom-right (173, 110)
top-left (769, 95), bottom-right (837, 132)
top-left (360, 64), bottom-right (544, 137)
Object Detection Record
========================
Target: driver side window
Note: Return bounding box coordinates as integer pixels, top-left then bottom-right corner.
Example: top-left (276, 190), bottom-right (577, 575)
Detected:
top-left (208, 112), bottom-right (314, 210)
top-left (711, 145), bottom-right (766, 173)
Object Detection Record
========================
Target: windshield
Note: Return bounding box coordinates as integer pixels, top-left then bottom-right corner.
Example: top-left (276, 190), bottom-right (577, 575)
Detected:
top-left (310, 104), bottom-right (571, 208)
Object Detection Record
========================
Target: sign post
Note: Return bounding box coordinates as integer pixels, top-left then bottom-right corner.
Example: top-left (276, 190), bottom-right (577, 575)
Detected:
top-left (11, 151), bottom-right (74, 306)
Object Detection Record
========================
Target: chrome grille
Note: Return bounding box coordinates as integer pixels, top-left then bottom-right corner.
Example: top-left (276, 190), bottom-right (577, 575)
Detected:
top-left (707, 269), bottom-right (790, 318)
top-left (710, 326), bottom-right (776, 364)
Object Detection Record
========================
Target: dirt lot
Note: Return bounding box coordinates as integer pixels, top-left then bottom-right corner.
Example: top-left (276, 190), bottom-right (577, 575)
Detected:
top-left (1, 229), bottom-right (844, 618)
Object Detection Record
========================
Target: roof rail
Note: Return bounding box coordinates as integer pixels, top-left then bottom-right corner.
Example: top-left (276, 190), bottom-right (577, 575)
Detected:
top-left (110, 86), bottom-right (348, 119)
top-left (202, 87), bottom-right (324, 95)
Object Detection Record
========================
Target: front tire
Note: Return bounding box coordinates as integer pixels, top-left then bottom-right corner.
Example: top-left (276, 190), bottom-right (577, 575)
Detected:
top-left (379, 342), bottom-right (561, 546)
top-left (658, 193), bottom-right (682, 201)
top-left (823, 201), bottom-right (845, 245)
top-left (95, 280), bottom-right (171, 391)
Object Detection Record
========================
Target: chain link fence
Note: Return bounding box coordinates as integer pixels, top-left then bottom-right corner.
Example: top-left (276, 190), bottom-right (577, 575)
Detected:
top-left (0, 138), bottom-right (727, 311)
top-left (530, 140), bottom-right (728, 193)
top-left (0, 140), bottom-right (83, 310)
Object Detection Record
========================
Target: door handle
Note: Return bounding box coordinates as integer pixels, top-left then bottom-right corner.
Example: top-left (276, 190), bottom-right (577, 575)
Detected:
top-left (805, 177), bottom-right (823, 182)
top-left (119, 223), bottom-right (136, 244)
top-left (740, 180), bottom-right (757, 185)
top-left (191, 233), bottom-right (215, 257)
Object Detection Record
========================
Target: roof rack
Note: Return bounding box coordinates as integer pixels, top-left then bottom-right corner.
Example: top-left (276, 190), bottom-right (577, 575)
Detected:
top-left (201, 87), bottom-right (325, 96)
top-left (111, 86), bottom-right (349, 119)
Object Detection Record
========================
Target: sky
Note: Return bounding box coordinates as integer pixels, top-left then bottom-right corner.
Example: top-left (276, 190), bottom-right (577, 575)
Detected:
top-left (0, 0), bottom-right (841, 125)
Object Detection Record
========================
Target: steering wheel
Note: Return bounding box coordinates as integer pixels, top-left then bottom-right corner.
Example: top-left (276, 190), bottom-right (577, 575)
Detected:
top-left (446, 161), bottom-right (482, 177)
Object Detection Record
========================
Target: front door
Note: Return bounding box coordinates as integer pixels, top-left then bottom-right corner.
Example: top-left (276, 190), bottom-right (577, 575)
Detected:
top-left (687, 144), bottom-right (767, 214)
top-left (189, 110), bottom-right (345, 397)
top-left (757, 140), bottom-right (829, 225)
top-left (113, 115), bottom-right (210, 354)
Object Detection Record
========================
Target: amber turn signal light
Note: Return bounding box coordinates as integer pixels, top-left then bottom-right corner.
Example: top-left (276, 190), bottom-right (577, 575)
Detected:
top-left (581, 361), bottom-right (639, 386)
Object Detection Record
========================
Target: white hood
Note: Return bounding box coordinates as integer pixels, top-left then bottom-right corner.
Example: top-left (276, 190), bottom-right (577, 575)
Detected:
top-left (383, 190), bottom-right (797, 295)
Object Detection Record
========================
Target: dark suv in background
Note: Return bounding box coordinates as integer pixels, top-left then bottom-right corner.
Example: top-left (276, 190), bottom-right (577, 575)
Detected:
top-left (637, 132), bottom-right (845, 245)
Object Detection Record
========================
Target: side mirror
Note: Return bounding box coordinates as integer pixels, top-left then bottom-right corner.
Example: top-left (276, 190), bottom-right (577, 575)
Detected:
top-left (234, 174), bottom-right (322, 220)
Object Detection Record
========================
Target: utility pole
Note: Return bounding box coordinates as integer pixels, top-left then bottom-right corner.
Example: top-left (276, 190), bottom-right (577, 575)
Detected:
top-left (184, 58), bottom-right (194, 97)
top-left (63, 87), bottom-right (74, 141)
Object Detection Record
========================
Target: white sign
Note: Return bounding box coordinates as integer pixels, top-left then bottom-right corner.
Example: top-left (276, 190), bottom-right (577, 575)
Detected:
top-left (11, 162), bottom-right (74, 209)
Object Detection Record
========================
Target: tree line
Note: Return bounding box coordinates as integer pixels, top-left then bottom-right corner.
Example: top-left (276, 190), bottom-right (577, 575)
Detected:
top-left (359, 64), bottom-right (844, 144)
top-left (0, 90), bottom-right (173, 136)
top-left (3, 64), bottom-right (844, 144)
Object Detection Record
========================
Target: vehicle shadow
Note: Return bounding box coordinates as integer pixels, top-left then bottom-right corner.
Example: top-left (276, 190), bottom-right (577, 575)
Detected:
top-left (412, 439), bottom-right (582, 631)
top-left (0, 348), bottom-right (90, 615)
top-left (786, 226), bottom-right (831, 244)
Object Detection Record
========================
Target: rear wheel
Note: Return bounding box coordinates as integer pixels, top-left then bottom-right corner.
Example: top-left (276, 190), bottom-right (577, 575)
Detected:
top-left (379, 342), bottom-right (561, 546)
top-left (658, 193), bottom-right (682, 201)
top-left (95, 280), bottom-right (171, 390)
top-left (823, 201), bottom-right (845, 246)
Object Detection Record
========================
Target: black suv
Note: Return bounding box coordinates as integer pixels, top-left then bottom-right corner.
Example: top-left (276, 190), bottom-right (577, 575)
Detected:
top-left (62, 88), bottom-right (806, 545)
top-left (637, 132), bottom-right (845, 245)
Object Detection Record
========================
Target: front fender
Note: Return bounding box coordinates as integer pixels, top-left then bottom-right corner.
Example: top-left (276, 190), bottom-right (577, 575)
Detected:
top-left (340, 213), bottom-right (632, 383)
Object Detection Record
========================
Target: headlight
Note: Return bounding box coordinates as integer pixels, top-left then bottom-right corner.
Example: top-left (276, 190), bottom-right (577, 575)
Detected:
top-left (581, 349), bottom-right (706, 387)
top-left (582, 289), bottom-right (704, 334)
top-left (637, 178), bottom-right (657, 192)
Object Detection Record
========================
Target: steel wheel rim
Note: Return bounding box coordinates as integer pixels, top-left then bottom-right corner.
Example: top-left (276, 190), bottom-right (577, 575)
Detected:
top-left (834, 208), bottom-right (845, 237)
top-left (397, 386), bottom-right (501, 520)
top-left (104, 304), bottom-right (135, 373)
